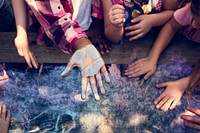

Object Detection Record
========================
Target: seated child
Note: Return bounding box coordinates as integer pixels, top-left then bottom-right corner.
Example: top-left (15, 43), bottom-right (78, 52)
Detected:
top-left (12, 0), bottom-right (110, 101)
top-left (132, 0), bottom-right (200, 111)
top-left (0, 0), bottom-right (15, 32)
top-left (107, 0), bottom-right (178, 43)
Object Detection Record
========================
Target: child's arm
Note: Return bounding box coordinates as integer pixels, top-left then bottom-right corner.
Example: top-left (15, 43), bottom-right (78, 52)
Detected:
top-left (12, 0), bottom-right (38, 69)
top-left (102, 0), bottom-right (124, 43)
top-left (125, 17), bottom-right (183, 79)
top-left (125, 10), bottom-right (174, 40)
top-left (154, 76), bottom-right (190, 111)
top-left (61, 37), bottom-right (110, 101)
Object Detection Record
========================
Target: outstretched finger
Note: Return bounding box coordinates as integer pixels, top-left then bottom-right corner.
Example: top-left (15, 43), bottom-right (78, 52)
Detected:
top-left (160, 98), bottom-right (174, 111)
top-left (90, 76), bottom-right (100, 101)
top-left (184, 122), bottom-right (200, 130)
top-left (61, 62), bottom-right (73, 77)
top-left (154, 92), bottom-right (166, 105)
top-left (181, 115), bottom-right (200, 125)
top-left (29, 52), bottom-right (38, 69)
top-left (24, 51), bottom-right (32, 68)
top-left (129, 32), bottom-right (144, 41)
top-left (144, 70), bottom-right (153, 80)
top-left (101, 66), bottom-right (110, 83)
top-left (2, 104), bottom-right (6, 120)
top-left (155, 96), bottom-right (169, 110)
top-left (156, 82), bottom-right (170, 88)
top-left (170, 98), bottom-right (180, 110)
top-left (81, 77), bottom-right (88, 100)
top-left (6, 110), bottom-right (10, 123)
top-left (131, 15), bottom-right (143, 23)
top-left (96, 72), bottom-right (105, 95)
top-left (186, 106), bottom-right (200, 116)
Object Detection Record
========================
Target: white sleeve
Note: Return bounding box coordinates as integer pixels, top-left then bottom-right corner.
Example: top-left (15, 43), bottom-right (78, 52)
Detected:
top-left (72, 0), bottom-right (92, 31)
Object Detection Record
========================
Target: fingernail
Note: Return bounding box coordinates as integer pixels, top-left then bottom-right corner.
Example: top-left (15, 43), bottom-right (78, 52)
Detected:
top-left (95, 94), bottom-right (100, 101)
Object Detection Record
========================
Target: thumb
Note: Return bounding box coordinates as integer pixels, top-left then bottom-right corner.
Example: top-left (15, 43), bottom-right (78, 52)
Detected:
top-left (156, 82), bottom-right (169, 88)
top-left (14, 39), bottom-right (24, 56)
top-left (61, 61), bottom-right (74, 77)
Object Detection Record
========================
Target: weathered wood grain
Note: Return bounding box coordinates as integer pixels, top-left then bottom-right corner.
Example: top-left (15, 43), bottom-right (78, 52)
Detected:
top-left (0, 32), bottom-right (199, 65)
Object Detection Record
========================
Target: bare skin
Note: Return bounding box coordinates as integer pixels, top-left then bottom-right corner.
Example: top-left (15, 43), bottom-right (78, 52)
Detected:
top-left (125, 17), bottom-right (182, 79)
top-left (181, 106), bottom-right (200, 131)
top-left (0, 104), bottom-right (10, 133)
top-left (12, 0), bottom-right (110, 101)
top-left (108, 0), bottom-right (177, 43)
top-left (12, 0), bottom-right (38, 69)
top-left (154, 76), bottom-right (190, 111)
top-left (62, 38), bottom-right (110, 101)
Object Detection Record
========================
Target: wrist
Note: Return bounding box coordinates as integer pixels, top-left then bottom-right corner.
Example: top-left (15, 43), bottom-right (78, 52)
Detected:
top-left (148, 54), bottom-right (158, 65)
top-left (178, 76), bottom-right (190, 91)
top-left (73, 37), bottom-right (91, 51)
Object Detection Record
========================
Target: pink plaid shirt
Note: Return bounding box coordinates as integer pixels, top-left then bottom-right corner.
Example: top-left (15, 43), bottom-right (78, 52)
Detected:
top-left (26, 0), bottom-right (92, 53)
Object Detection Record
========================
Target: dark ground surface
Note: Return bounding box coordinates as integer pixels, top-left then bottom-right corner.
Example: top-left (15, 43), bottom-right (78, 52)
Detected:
top-left (2, 0), bottom-right (200, 132)
top-left (0, 61), bottom-right (200, 133)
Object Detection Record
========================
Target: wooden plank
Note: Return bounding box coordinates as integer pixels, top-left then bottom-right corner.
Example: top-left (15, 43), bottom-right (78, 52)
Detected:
top-left (0, 32), bottom-right (200, 65)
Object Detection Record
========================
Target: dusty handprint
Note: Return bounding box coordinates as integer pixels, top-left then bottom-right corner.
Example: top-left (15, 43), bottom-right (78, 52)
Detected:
top-left (61, 45), bottom-right (110, 101)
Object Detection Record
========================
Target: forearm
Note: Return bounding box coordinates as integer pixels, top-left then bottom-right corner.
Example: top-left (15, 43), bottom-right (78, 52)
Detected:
top-left (105, 25), bottom-right (124, 43)
top-left (148, 19), bottom-right (180, 63)
top-left (178, 76), bottom-right (190, 91)
top-left (12, 0), bottom-right (28, 37)
top-left (149, 10), bottom-right (174, 27)
top-left (101, 0), bottom-right (123, 43)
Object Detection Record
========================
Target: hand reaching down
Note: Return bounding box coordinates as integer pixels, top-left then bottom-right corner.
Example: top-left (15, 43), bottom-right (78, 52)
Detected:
top-left (0, 104), bottom-right (10, 133)
top-left (154, 77), bottom-right (189, 111)
top-left (61, 45), bottom-right (110, 101)
top-left (125, 57), bottom-right (157, 80)
top-left (14, 36), bottom-right (38, 69)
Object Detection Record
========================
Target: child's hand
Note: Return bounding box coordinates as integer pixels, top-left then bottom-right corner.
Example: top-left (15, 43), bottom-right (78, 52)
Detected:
top-left (125, 57), bottom-right (156, 80)
top-left (109, 4), bottom-right (125, 28)
top-left (181, 106), bottom-right (200, 130)
top-left (154, 78), bottom-right (189, 111)
top-left (14, 36), bottom-right (38, 69)
top-left (125, 15), bottom-right (153, 40)
top-left (61, 45), bottom-right (110, 101)
top-left (0, 104), bottom-right (10, 133)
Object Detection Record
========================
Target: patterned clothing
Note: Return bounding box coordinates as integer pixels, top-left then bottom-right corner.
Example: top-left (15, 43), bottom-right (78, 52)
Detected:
top-left (174, 3), bottom-right (200, 43)
top-left (26, 0), bottom-right (100, 53)
top-left (111, 0), bottom-right (162, 11)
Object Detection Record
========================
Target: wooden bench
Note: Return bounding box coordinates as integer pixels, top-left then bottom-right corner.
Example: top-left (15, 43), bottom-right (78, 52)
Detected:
top-left (0, 32), bottom-right (200, 65)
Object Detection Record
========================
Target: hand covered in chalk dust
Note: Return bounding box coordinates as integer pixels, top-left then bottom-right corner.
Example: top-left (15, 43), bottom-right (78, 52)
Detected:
top-left (61, 45), bottom-right (110, 101)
